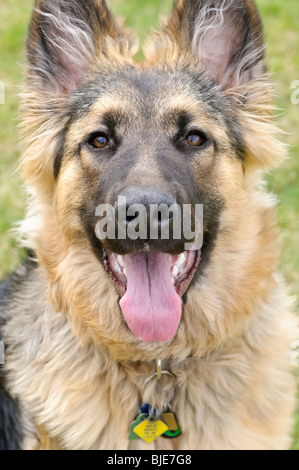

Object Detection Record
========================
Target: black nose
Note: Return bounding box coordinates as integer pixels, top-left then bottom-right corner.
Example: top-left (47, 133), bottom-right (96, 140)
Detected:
top-left (116, 188), bottom-right (176, 233)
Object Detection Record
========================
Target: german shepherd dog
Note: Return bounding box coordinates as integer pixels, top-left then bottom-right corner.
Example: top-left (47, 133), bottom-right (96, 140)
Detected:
top-left (0, 0), bottom-right (296, 450)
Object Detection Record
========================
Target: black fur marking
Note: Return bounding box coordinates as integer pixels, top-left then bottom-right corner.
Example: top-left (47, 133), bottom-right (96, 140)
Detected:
top-left (0, 255), bottom-right (37, 450)
top-left (0, 389), bottom-right (22, 451)
top-left (80, 207), bottom-right (106, 265)
top-left (0, 279), bottom-right (12, 313)
top-left (53, 118), bottom-right (73, 179)
top-left (188, 220), bottom-right (221, 291)
top-left (0, 253), bottom-right (37, 317)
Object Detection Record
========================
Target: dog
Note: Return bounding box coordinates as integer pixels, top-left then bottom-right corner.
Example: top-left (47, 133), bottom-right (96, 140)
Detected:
top-left (0, 0), bottom-right (296, 450)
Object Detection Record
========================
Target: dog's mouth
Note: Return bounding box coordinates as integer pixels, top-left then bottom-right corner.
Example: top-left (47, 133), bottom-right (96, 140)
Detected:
top-left (103, 249), bottom-right (201, 343)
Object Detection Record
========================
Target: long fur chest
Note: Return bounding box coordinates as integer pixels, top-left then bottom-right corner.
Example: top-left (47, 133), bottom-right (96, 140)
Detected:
top-left (2, 283), bottom-right (295, 450)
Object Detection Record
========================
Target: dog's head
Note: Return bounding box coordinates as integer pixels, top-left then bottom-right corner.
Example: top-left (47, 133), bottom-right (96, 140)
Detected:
top-left (22, 0), bottom-right (283, 357)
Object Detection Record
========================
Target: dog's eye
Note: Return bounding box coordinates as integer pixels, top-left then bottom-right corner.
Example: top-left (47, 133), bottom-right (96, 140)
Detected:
top-left (185, 132), bottom-right (206, 147)
top-left (89, 133), bottom-right (109, 149)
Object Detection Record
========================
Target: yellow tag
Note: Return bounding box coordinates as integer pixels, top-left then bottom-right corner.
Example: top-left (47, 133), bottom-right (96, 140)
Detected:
top-left (133, 418), bottom-right (168, 444)
top-left (161, 413), bottom-right (178, 431)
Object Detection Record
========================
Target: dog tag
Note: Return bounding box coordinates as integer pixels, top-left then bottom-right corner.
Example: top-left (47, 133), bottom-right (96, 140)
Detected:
top-left (133, 418), bottom-right (168, 444)
top-left (162, 412), bottom-right (182, 438)
top-left (128, 413), bottom-right (148, 440)
top-left (163, 425), bottom-right (182, 438)
top-left (161, 412), bottom-right (178, 431)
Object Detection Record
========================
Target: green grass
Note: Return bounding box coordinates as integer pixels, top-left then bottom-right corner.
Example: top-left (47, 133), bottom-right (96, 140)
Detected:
top-left (0, 0), bottom-right (298, 448)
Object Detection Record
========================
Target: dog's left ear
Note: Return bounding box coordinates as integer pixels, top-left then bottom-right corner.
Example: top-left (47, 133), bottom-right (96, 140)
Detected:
top-left (27, 0), bottom-right (127, 95)
top-left (164, 0), bottom-right (265, 89)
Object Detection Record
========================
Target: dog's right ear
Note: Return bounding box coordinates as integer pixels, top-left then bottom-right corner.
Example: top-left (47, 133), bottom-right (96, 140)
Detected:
top-left (163, 0), bottom-right (265, 90)
top-left (27, 0), bottom-right (124, 95)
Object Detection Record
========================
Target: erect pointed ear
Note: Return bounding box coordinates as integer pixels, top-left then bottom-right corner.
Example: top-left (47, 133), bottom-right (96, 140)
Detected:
top-left (27, 0), bottom-right (125, 94)
top-left (164, 0), bottom-right (265, 89)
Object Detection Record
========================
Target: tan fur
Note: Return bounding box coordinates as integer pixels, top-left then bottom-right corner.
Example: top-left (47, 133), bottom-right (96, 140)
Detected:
top-left (3, 0), bottom-right (296, 450)
top-left (4, 268), bottom-right (296, 449)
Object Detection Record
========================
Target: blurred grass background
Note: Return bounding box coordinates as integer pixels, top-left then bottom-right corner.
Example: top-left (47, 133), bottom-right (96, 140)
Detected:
top-left (0, 0), bottom-right (298, 448)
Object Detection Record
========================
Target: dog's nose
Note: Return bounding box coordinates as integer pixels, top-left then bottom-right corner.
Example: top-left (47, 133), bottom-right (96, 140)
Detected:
top-left (116, 188), bottom-right (176, 233)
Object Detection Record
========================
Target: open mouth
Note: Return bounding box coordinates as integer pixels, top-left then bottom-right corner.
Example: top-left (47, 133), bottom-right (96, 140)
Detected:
top-left (103, 249), bottom-right (201, 343)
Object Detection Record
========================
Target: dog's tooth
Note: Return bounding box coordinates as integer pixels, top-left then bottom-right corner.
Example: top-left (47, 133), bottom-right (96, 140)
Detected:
top-left (175, 253), bottom-right (186, 269)
top-left (171, 277), bottom-right (175, 285)
top-left (172, 266), bottom-right (180, 278)
top-left (118, 255), bottom-right (125, 268)
top-left (123, 268), bottom-right (127, 278)
top-left (114, 264), bottom-right (123, 275)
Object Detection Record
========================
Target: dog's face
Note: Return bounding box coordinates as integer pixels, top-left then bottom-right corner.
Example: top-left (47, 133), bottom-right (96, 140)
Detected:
top-left (57, 66), bottom-right (241, 342)
top-left (23, 0), bottom-right (278, 353)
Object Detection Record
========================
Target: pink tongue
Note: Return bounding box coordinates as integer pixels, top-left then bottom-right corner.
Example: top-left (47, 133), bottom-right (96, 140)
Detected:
top-left (119, 252), bottom-right (182, 343)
